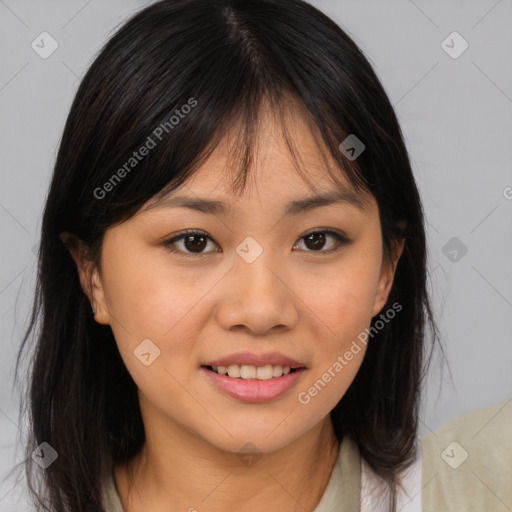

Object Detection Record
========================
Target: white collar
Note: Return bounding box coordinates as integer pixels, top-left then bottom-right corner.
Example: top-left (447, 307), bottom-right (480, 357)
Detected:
top-left (361, 438), bottom-right (423, 512)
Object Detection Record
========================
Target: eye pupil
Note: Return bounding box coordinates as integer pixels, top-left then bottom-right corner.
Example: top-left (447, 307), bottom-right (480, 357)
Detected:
top-left (185, 235), bottom-right (207, 252)
top-left (305, 232), bottom-right (326, 250)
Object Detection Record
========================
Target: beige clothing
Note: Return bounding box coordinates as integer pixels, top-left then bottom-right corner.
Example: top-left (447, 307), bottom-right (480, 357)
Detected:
top-left (421, 399), bottom-right (512, 511)
top-left (102, 400), bottom-right (512, 511)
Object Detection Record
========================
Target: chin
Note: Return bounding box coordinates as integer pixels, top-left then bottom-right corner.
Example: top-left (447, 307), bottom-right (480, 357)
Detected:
top-left (212, 436), bottom-right (293, 456)
top-left (198, 419), bottom-right (309, 456)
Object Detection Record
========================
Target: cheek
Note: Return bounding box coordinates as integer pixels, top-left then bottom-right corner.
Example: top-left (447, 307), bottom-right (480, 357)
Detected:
top-left (294, 249), bottom-right (381, 406)
top-left (102, 247), bottom-right (211, 384)
top-left (103, 243), bottom-right (202, 335)
top-left (300, 251), bottom-right (381, 337)
top-left (296, 285), bottom-right (373, 414)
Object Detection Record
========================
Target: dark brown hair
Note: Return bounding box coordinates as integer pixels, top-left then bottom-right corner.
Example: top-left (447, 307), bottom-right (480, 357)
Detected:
top-left (13, 0), bottom-right (440, 510)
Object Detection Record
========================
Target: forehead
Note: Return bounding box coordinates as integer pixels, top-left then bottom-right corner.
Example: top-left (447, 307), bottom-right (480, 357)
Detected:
top-left (142, 98), bottom-right (374, 214)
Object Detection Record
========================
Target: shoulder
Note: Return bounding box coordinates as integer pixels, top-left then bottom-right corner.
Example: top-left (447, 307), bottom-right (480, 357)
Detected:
top-left (421, 399), bottom-right (512, 512)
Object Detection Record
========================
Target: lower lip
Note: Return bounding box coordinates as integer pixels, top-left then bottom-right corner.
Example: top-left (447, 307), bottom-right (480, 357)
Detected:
top-left (200, 367), bottom-right (306, 403)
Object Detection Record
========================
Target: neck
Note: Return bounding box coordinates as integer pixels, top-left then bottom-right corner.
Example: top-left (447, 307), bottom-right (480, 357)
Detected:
top-left (115, 414), bottom-right (339, 512)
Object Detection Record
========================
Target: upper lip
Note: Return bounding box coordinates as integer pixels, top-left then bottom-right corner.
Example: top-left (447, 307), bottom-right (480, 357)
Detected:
top-left (202, 351), bottom-right (306, 369)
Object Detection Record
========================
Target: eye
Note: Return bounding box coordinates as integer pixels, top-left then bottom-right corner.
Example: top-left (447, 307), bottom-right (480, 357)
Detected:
top-left (163, 230), bottom-right (219, 257)
top-left (293, 229), bottom-right (350, 254)
top-left (162, 228), bottom-right (351, 257)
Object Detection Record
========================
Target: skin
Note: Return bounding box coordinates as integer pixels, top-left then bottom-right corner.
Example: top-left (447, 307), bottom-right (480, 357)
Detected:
top-left (61, 102), bottom-right (404, 512)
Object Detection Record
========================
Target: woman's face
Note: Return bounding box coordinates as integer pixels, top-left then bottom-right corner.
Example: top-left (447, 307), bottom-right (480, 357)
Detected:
top-left (76, 109), bottom-right (403, 456)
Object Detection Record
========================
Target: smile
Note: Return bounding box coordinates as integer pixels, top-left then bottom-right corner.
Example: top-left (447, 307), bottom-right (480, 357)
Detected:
top-left (200, 365), bottom-right (306, 403)
top-left (210, 364), bottom-right (296, 380)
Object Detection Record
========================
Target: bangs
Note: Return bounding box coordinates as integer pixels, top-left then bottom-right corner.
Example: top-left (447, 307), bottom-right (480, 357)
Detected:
top-left (142, 89), bottom-right (373, 213)
top-left (74, 1), bottom-right (378, 236)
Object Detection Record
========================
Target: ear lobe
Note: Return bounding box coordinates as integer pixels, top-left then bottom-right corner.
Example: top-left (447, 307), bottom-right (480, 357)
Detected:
top-left (371, 236), bottom-right (405, 317)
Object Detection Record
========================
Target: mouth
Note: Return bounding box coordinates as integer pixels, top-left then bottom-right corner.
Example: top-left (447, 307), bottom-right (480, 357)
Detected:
top-left (202, 364), bottom-right (303, 380)
top-left (202, 351), bottom-right (306, 375)
top-left (200, 364), bottom-right (306, 403)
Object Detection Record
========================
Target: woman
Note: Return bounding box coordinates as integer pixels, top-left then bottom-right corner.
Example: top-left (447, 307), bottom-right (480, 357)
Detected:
top-left (15, 0), bottom-right (448, 510)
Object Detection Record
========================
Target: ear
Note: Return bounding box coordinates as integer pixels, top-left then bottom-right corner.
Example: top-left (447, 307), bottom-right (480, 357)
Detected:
top-left (59, 231), bottom-right (110, 325)
top-left (371, 235), bottom-right (405, 318)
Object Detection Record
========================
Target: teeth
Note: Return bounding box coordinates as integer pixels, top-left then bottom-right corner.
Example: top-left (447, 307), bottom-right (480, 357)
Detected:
top-left (240, 364), bottom-right (256, 379)
top-left (256, 365), bottom-right (273, 380)
top-left (211, 364), bottom-right (294, 379)
top-left (272, 365), bottom-right (283, 377)
top-left (227, 365), bottom-right (240, 378)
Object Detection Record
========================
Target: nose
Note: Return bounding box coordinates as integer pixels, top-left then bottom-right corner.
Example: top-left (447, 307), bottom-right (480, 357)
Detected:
top-left (215, 247), bottom-right (300, 335)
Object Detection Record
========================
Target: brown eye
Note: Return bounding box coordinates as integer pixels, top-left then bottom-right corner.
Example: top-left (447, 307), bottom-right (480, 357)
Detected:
top-left (163, 228), bottom-right (350, 258)
top-left (293, 230), bottom-right (350, 253)
top-left (181, 233), bottom-right (208, 252)
top-left (163, 230), bottom-right (218, 257)
top-left (304, 232), bottom-right (327, 250)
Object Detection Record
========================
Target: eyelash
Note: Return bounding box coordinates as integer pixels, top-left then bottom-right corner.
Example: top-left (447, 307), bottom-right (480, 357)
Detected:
top-left (162, 229), bottom-right (351, 258)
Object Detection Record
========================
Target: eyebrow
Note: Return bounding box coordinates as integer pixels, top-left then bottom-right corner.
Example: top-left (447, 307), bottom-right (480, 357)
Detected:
top-left (143, 189), bottom-right (369, 216)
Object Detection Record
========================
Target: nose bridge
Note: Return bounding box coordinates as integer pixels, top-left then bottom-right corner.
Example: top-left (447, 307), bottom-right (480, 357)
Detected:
top-left (215, 235), bottom-right (299, 333)
top-left (234, 234), bottom-right (283, 294)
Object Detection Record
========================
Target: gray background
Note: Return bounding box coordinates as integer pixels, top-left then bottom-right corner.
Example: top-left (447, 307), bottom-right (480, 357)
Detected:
top-left (1, 0), bottom-right (511, 509)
